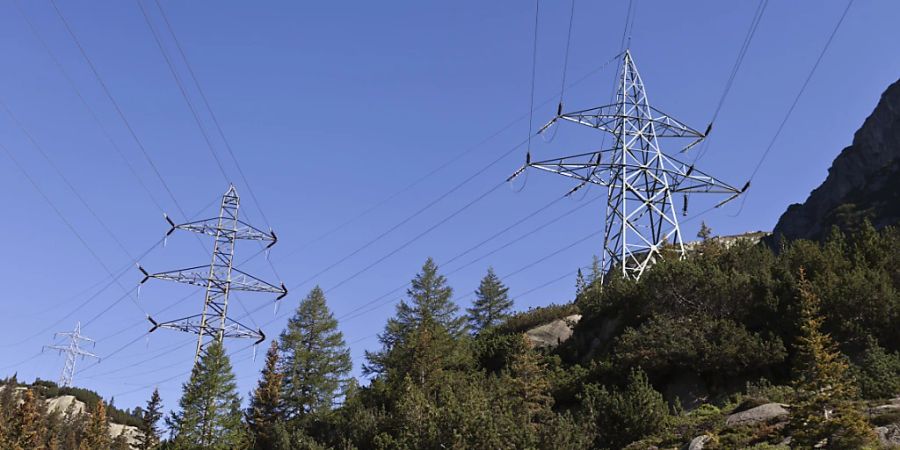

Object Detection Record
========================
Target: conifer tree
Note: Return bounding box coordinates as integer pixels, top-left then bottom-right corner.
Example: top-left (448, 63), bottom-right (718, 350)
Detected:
top-left (575, 268), bottom-right (587, 295)
top-left (168, 341), bottom-right (247, 449)
top-left (111, 429), bottom-right (131, 450)
top-left (508, 336), bottom-right (552, 435)
top-left (278, 287), bottom-right (351, 422)
top-left (247, 340), bottom-right (283, 449)
top-left (9, 389), bottom-right (45, 450)
top-left (365, 258), bottom-right (465, 376)
top-left (80, 399), bottom-right (110, 450)
top-left (466, 267), bottom-right (513, 333)
top-left (789, 269), bottom-right (874, 448)
top-left (697, 221), bottom-right (713, 240)
top-left (137, 388), bottom-right (163, 450)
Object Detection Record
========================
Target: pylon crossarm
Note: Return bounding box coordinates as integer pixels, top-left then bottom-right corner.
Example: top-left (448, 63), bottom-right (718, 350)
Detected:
top-left (231, 268), bottom-right (288, 297)
top-left (150, 314), bottom-right (263, 341)
top-left (659, 153), bottom-right (746, 195)
top-left (167, 217), bottom-right (276, 243)
top-left (557, 105), bottom-right (706, 141)
top-left (141, 265), bottom-right (210, 288)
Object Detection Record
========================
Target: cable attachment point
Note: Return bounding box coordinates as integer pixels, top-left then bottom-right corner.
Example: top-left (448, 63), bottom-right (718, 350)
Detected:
top-left (147, 316), bottom-right (159, 333)
top-left (164, 213), bottom-right (176, 236)
top-left (564, 181), bottom-right (588, 197)
top-left (507, 165), bottom-right (527, 183)
top-left (137, 265), bottom-right (150, 284)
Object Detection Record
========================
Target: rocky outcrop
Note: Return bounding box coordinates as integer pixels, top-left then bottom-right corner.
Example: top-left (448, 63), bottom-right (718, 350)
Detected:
top-left (1, 386), bottom-right (142, 447)
top-left (46, 394), bottom-right (86, 415)
top-left (725, 403), bottom-right (789, 427)
top-left (525, 314), bottom-right (581, 349)
top-left (876, 424), bottom-right (900, 447)
top-left (685, 434), bottom-right (712, 450)
top-left (772, 78), bottom-right (900, 242)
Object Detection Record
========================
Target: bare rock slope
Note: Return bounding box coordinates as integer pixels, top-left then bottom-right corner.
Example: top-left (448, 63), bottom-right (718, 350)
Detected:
top-left (772, 78), bottom-right (900, 241)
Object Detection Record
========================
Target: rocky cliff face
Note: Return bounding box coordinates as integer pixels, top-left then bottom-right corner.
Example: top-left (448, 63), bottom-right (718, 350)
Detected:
top-left (772, 78), bottom-right (900, 242)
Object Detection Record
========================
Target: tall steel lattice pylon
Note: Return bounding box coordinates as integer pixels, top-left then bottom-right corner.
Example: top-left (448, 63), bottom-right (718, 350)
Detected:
top-left (510, 51), bottom-right (748, 280)
top-left (43, 322), bottom-right (98, 387)
top-left (139, 184), bottom-right (287, 362)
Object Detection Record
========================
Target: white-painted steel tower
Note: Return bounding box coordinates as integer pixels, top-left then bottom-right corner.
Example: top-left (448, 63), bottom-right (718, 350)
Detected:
top-left (140, 185), bottom-right (287, 361)
top-left (44, 322), bottom-right (98, 387)
top-left (510, 51), bottom-right (746, 280)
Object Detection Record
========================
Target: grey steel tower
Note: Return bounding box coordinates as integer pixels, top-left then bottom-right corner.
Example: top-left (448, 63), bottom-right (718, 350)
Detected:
top-left (140, 184), bottom-right (287, 361)
top-left (510, 51), bottom-right (747, 280)
top-left (44, 321), bottom-right (98, 387)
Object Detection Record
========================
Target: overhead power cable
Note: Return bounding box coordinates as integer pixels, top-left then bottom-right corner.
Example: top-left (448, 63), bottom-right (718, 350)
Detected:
top-left (736, 0), bottom-right (855, 214)
top-left (692, 0), bottom-right (769, 164)
top-left (11, 0), bottom-right (168, 214)
top-left (134, 0), bottom-right (230, 184)
top-left (274, 52), bottom-right (623, 264)
top-left (48, 0), bottom-right (192, 224)
top-left (87, 54), bottom-right (626, 382)
top-left (152, 0), bottom-right (274, 231)
top-left (0, 141), bottom-right (156, 318)
top-left (525, 0), bottom-right (541, 157)
top-left (747, 0), bottom-right (855, 182)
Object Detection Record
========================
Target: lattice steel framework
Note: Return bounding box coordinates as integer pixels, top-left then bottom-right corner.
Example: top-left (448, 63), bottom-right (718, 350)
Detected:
top-left (510, 51), bottom-right (747, 280)
top-left (43, 322), bottom-right (98, 387)
top-left (139, 185), bottom-right (287, 361)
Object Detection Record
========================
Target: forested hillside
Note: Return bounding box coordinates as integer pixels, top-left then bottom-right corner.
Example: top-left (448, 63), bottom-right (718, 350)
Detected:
top-left (2, 224), bottom-right (900, 448)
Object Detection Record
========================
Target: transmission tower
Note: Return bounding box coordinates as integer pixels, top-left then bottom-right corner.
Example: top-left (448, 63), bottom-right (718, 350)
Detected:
top-left (510, 51), bottom-right (747, 280)
top-left (43, 322), bottom-right (98, 387)
top-left (139, 184), bottom-right (287, 362)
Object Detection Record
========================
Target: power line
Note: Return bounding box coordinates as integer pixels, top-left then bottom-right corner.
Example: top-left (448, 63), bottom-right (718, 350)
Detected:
top-left (48, 0), bottom-right (191, 223)
top-left (692, 0), bottom-right (769, 164)
top-left (273, 53), bottom-right (623, 264)
top-left (748, 0), bottom-right (855, 182)
top-left (151, 0), bottom-right (272, 230)
top-left (134, 0), bottom-right (230, 184)
top-left (11, 0), bottom-right (168, 214)
top-left (525, 0), bottom-right (541, 156)
top-left (735, 0), bottom-right (855, 215)
top-left (0, 140), bottom-right (156, 319)
top-left (86, 55), bottom-right (626, 381)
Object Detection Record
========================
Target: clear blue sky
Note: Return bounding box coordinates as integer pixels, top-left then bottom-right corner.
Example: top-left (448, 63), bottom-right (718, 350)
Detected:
top-left (0, 0), bottom-right (898, 412)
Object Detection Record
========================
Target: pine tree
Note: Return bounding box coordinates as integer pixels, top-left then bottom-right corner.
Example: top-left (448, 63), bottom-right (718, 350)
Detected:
top-left (575, 268), bottom-right (587, 295)
top-left (588, 254), bottom-right (603, 284)
top-left (278, 286), bottom-right (351, 422)
top-left (247, 340), bottom-right (283, 449)
top-left (466, 267), bottom-right (513, 333)
top-left (365, 258), bottom-right (465, 375)
top-left (80, 399), bottom-right (111, 450)
top-left (111, 429), bottom-right (131, 450)
top-left (137, 388), bottom-right (163, 450)
top-left (9, 389), bottom-right (45, 450)
top-left (789, 269), bottom-right (874, 448)
top-left (508, 336), bottom-right (552, 436)
top-left (168, 341), bottom-right (247, 449)
top-left (697, 221), bottom-right (713, 240)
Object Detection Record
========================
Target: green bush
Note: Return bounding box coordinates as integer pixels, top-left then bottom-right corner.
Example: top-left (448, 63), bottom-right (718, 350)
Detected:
top-left (854, 337), bottom-right (900, 400)
top-left (614, 315), bottom-right (787, 377)
top-left (581, 368), bottom-right (669, 449)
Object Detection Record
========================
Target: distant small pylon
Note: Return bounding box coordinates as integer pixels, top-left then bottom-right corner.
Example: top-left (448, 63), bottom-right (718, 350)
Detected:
top-left (43, 321), bottom-right (98, 387)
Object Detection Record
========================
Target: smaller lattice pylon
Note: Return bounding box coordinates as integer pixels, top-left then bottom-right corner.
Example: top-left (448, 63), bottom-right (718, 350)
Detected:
top-left (139, 184), bottom-right (287, 362)
top-left (43, 321), bottom-right (98, 387)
